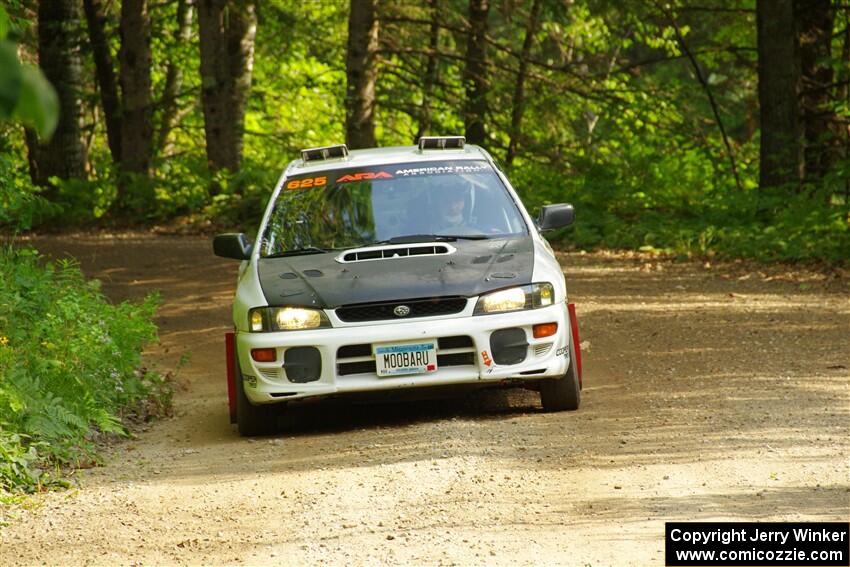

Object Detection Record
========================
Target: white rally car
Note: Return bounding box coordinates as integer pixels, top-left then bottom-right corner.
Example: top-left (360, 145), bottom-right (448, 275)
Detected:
top-left (214, 136), bottom-right (583, 435)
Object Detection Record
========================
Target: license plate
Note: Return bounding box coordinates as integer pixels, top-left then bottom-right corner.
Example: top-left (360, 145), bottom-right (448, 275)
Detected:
top-left (374, 340), bottom-right (438, 377)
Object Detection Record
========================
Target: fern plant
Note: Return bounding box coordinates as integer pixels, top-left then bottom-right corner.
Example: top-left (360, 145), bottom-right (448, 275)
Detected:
top-left (0, 246), bottom-right (171, 491)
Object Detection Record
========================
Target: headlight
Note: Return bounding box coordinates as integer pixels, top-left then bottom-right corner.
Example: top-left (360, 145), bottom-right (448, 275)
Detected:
top-left (248, 307), bottom-right (331, 332)
top-left (474, 283), bottom-right (555, 315)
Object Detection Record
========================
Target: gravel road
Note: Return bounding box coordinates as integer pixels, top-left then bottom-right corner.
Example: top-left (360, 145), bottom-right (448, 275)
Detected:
top-left (1, 234), bottom-right (848, 566)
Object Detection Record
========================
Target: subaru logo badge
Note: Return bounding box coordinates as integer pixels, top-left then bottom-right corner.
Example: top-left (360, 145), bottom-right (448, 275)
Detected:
top-left (394, 305), bottom-right (411, 317)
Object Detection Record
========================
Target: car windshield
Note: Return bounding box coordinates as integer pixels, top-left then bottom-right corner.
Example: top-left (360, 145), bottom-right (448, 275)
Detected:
top-left (260, 160), bottom-right (528, 256)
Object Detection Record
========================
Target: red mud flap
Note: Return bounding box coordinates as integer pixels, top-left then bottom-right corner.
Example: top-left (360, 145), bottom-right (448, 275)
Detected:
top-left (567, 303), bottom-right (583, 389)
top-left (225, 332), bottom-right (237, 424)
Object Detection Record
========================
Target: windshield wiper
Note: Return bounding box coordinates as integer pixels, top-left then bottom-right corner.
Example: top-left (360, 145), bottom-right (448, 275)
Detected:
top-left (435, 234), bottom-right (490, 240)
top-left (369, 234), bottom-right (490, 245)
top-left (264, 246), bottom-right (331, 258)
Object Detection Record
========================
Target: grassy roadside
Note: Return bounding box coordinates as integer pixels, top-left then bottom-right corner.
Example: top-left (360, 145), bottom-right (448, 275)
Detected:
top-left (0, 245), bottom-right (171, 495)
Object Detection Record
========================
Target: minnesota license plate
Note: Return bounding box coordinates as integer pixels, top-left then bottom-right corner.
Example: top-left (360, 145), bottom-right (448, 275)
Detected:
top-left (374, 340), bottom-right (438, 377)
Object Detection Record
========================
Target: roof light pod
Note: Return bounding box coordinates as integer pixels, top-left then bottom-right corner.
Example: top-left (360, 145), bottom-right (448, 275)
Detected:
top-left (301, 144), bottom-right (349, 163)
top-left (418, 136), bottom-right (466, 151)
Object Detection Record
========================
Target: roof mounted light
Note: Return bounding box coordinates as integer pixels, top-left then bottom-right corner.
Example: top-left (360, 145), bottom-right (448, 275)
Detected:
top-left (301, 144), bottom-right (349, 163)
top-left (418, 136), bottom-right (466, 151)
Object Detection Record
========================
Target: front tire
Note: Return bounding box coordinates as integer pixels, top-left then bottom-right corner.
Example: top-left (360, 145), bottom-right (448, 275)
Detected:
top-left (539, 338), bottom-right (581, 411)
top-left (235, 358), bottom-right (279, 436)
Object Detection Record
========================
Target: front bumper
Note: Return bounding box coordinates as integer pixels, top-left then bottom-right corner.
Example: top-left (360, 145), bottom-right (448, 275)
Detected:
top-left (235, 302), bottom-right (572, 404)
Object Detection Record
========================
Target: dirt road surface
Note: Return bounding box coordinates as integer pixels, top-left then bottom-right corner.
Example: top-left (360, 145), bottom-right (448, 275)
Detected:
top-left (2, 234), bottom-right (848, 566)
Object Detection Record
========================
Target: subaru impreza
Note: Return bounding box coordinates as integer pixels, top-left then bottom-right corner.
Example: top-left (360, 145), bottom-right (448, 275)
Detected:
top-left (214, 136), bottom-right (583, 435)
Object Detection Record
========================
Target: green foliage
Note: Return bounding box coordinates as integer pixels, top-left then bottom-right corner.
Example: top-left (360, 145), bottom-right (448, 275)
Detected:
top-left (0, 432), bottom-right (42, 491)
top-left (0, 1), bottom-right (846, 263)
top-left (202, 164), bottom-right (281, 226)
top-left (513, 152), bottom-right (849, 264)
top-left (0, 247), bottom-right (171, 493)
top-left (0, 139), bottom-right (59, 230)
top-left (0, 6), bottom-right (58, 138)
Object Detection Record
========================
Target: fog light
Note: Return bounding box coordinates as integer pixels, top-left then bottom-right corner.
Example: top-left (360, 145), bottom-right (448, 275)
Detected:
top-left (533, 322), bottom-right (558, 338)
top-left (251, 348), bottom-right (277, 362)
top-left (490, 328), bottom-right (528, 365)
top-left (284, 346), bottom-right (321, 383)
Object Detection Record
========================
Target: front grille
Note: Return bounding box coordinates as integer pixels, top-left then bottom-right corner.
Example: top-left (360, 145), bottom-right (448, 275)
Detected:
top-left (336, 335), bottom-right (476, 376)
top-left (337, 343), bottom-right (372, 358)
top-left (336, 296), bottom-right (467, 323)
top-left (438, 352), bottom-right (476, 367)
top-left (338, 360), bottom-right (377, 376)
top-left (438, 335), bottom-right (473, 350)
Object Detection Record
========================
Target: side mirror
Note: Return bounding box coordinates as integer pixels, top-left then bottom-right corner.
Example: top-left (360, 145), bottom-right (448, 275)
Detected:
top-left (213, 233), bottom-right (253, 260)
top-left (537, 204), bottom-right (575, 231)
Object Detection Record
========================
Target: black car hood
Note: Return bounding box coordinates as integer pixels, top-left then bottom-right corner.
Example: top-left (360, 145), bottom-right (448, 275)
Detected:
top-left (257, 236), bottom-right (534, 308)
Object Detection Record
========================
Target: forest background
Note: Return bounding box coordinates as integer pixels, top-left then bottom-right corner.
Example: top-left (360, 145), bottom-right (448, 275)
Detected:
top-left (2, 0), bottom-right (849, 262)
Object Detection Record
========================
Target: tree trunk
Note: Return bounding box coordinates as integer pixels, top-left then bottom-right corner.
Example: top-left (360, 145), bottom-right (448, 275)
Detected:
top-left (119, 0), bottom-right (153, 180)
top-left (415, 0), bottom-right (440, 141)
top-left (345, 0), bottom-right (379, 149)
top-left (506, 0), bottom-right (541, 167)
top-left (757, 0), bottom-right (803, 192)
top-left (83, 0), bottom-right (122, 165)
top-left (156, 0), bottom-right (193, 157)
top-left (842, 8), bottom-right (850, 201)
top-left (795, 0), bottom-right (835, 184)
top-left (28, 0), bottom-right (88, 190)
top-left (198, 0), bottom-right (258, 174)
top-left (462, 0), bottom-right (489, 146)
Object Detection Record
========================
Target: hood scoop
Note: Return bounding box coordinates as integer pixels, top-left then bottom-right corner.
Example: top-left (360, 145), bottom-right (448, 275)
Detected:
top-left (336, 242), bottom-right (456, 263)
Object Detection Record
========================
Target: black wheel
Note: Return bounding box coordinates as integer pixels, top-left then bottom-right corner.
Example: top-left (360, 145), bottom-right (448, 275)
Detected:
top-left (235, 357), bottom-right (279, 436)
top-left (539, 339), bottom-right (581, 411)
